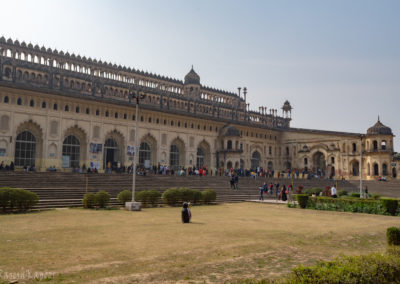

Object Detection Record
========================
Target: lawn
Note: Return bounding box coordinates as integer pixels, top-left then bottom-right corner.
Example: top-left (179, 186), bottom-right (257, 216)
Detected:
top-left (0, 202), bottom-right (398, 283)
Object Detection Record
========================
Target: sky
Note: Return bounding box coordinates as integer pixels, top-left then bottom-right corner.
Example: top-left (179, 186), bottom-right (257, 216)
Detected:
top-left (1, 0), bottom-right (399, 149)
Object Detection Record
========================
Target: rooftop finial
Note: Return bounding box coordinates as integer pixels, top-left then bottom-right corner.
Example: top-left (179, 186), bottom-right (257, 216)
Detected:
top-left (191, 64), bottom-right (193, 70)
top-left (378, 115), bottom-right (380, 122)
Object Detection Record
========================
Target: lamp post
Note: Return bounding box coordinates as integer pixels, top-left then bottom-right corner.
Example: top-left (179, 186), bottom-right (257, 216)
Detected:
top-left (360, 134), bottom-right (364, 198)
top-left (125, 89), bottom-right (146, 211)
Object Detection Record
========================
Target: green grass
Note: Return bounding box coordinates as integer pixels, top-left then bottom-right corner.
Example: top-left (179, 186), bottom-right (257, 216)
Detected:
top-left (0, 203), bottom-right (399, 283)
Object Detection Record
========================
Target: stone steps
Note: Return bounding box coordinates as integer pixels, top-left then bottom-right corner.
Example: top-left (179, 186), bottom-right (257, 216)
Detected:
top-left (0, 172), bottom-right (359, 209)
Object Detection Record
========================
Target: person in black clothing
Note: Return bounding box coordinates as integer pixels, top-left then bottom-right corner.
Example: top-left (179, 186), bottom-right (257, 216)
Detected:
top-left (281, 185), bottom-right (288, 201)
top-left (234, 175), bottom-right (239, 190)
top-left (181, 202), bottom-right (191, 223)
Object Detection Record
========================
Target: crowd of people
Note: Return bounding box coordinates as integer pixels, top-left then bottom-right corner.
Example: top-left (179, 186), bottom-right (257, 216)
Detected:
top-left (0, 161), bottom-right (15, 171)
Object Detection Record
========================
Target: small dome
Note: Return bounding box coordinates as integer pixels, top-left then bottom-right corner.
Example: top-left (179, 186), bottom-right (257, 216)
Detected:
top-left (220, 124), bottom-right (240, 137)
top-left (367, 117), bottom-right (392, 135)
top-left (184, 66), bottom-right (200, 85)
top-left (282, 100), bottom-right (292, 111)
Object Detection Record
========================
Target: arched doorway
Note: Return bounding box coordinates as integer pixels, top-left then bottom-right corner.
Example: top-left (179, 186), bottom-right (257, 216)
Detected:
top-left (196, 148), bottom-right (204, 168)
top-left (373, 163), bottom-right (379, 176)
top-left (15, 131), bottom-right (36, 167)
top-left (227, 161), bottom-right (233, 169)
top-left (312, 151), bottom-right (326, 176)
top-left (62, 135), bottom-right (80, 168)
top-left (382, 163), bottom-right (388, 176)
top-left (170, 145), bottom-right (180, 170)
top-left (251, 151), bottom-right (261, 169)
top-left (330, 166), bottom-right (335, 177)
top-left (267, 161), bottom-right (273, 170)
top-left (393, 167), bottom-right (397, 178)
top-left (139, 142), bottom-right (151, 168)
top-left (104, 138), bottom-right (118, 169)
top-left (284, 161), bottom-right (291, 170)
top-left (351, 160), bottom-right (360, 176)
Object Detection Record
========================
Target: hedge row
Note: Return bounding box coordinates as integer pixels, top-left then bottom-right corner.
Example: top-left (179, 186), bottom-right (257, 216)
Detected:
top-left (0, 187), bottom-right (38, 213)
top-left (292, 195), bottom-right (400, 216)
top-left (83, 190), bottom-right (110, 208)
top-left (117, 189), bottom-right (162, 208)
top-left (283, 253), bottom-right (400, 284)
top-left (162, 188), bottom-right (217, 206)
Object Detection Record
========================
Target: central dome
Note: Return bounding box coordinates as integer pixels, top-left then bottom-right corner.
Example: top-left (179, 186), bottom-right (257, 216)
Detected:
top-left (184, 67), bottom-right (200, 85)
top-left (220, 124), bottom-right (240, 137)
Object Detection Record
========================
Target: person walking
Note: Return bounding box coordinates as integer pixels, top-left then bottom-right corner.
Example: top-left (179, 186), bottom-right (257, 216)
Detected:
top-left (259, 185), bottom-right (264, 201)
top-left (331, 185), bottom-right (337, 198)
top-left (234, 174), bottom-right (239, 190)
top-left (281, 185), bottom-right (288, 202)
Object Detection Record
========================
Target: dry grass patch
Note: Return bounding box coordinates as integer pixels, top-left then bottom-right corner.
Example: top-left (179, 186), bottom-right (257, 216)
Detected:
top-left (0, 203), bottom-right (398, 283)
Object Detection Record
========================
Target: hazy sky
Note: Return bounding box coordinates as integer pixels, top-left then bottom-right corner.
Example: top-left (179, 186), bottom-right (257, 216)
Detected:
top-left (1, 0), bottom-right (399, 149)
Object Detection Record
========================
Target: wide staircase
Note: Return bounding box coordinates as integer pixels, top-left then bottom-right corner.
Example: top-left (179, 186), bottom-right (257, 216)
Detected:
top-left (0, 172), bottom-right (358, 209)
top-left (348, 179), bottom-right (400, 198)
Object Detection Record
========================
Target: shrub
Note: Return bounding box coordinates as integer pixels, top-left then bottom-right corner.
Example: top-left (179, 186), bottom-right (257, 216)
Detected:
top-left (297, 194), bottom-right (308, 209)
top-left (284, 253), bottom-right (400, 284)
top-left (147, 190), bottom-right (161, 207)
top-left (181, 188), bottom-right (194, 203)
top-left (0, 187), bottom-right (38, 213)
top-left (162, 188), bottom-right (183, 206)
top-left (192, 190), bottom-right (203, 204)
top-left (202, 189), bottom-right (217, 205)
top-left (350, 192), bottom-right (360, 198)
top-left (381, 198), bottom-right (399, 216)
top-left (83, 193), bottom-right (96, 208)
top-left (117, 190), bottom-right (132, 204)
top-left (387, 227), bottom-right (400, 246)
top-left (338, 189), bottom-right (348, 196)
top-left (95, 190), bottom-right (110, 208)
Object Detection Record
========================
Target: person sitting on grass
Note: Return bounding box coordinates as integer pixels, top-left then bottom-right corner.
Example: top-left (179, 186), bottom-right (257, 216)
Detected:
top-left (182, 202), bottom-right (192, 223)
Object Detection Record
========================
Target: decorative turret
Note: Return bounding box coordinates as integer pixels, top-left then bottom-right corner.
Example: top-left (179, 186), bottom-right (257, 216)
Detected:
top-left (183, 66), bottom-right (201, 99)
top-left (367, 116), bottom-right (392, 135)
top-left (282, 100), bottom-right (292, 118)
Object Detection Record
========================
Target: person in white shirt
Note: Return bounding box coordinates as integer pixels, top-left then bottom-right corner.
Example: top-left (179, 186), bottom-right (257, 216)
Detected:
top-left (331, 186), bottom-right (337, 198)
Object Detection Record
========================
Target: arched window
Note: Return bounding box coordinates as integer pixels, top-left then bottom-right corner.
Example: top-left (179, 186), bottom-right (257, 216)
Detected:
top-left (251, 151), bottom-right (261, 169)
top-left (352, 143), bottom-right (357, 152)
top-left (304, 158), bottom-right (308, 165)
top-left (373, 140), bottom-right (378, 150)
top-left (381, 141), bottom-right (387, 150)
top-left (29, 100), bottom-right (35, 107)
top-left (196, 148), bottom-right (204, 168)
top-left (382, 163), bottom-right (388, 176)
top-left (53, 103), bottom-right (58, 110)
top-left (374, 164), bottom-right (379, 176)
top-left (170, 145), bottom-right (180, 168)
top-left (64, 105), bottom-right (69, 112)
top-left (227, 140), bottom-right (232, 150)
top-left (17, 98), bottom-right (22, 105)
top-left (139, 142), bottom-right (151, 168)
top-left (15, 131), bottom-right (36, 167)
top-left (62, 135), bottom-right (80, 168)
top-left (42, 102), bottom-right (46, 108)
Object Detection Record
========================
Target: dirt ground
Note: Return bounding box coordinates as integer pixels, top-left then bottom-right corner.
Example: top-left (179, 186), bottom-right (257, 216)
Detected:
top-left (0, 203), bottom-right (398, 283)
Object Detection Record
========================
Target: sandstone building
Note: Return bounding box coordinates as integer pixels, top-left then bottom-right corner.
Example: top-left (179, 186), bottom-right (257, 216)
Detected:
top-left (0, 38), bottom-right (396, 179)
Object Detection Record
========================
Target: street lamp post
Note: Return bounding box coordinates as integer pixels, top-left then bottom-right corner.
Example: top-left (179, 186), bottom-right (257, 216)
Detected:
top-left (125, 89), bottom-right (146, 211)
top-left (360, 135), bottom-right (364, 198)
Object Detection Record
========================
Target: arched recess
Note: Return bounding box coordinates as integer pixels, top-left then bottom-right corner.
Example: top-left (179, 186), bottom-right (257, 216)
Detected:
top-left (14, 120), bottom-right (43, 168)
top-left (251, 151), bottom-right (261, 169)
top-left (197, 139), bottom-right (211, 168)
top-left (267, 161), bottom-right (274, 170)
top-left (62, 126), bottom-right (87, 168)
top-left (350, 159), bottom-right (360, 176)
top-left (312, 151), bottom-right (326, 173)
top-left (373, 163), bottom-right (379, 176)
top-left (227, 161), bottom-right (233, 169)
top-left (392, 167), bottom-right (397, 178)
top-left (382, 163), bottom-right (388, 176)
top-left (139, 133), bottom-right (157, 168)
top-left (103, 129), bottom-right (125, 168)
top-left (169, 137), bottom-right (185, 170)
